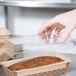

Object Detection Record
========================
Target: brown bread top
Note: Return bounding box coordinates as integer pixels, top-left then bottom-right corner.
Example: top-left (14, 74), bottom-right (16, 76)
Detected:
top-left (0, 42), bottom-right (4, 48)
top-left (8, 56), bottom-right (63, 71)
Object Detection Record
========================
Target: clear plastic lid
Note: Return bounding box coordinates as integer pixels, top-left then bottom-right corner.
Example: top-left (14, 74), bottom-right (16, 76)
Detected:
top-left (4, 31), bottom-right (74, 59)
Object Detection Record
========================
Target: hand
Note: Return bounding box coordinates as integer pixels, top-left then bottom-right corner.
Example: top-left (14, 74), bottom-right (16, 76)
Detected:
top-left (38, 9), bottom-right (76, 42)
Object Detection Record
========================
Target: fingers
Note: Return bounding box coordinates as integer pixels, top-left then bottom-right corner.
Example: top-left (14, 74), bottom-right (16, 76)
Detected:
top-left (60, 27), bottom-right (72, 42)
top-left (37, 18), bottom-right (55, 35)
top-left (53, 28), bottom-right (61, 43)
top-left (39, 23), bottom-right (65, 42)
top-left (39, 24), bottom-right (56, 40)
top-left (47, 26), bottom-right (55, 39)
top-left (40, 34), bottom-right (47, 40)
top-left (53, 24), bottom-right (65, 42)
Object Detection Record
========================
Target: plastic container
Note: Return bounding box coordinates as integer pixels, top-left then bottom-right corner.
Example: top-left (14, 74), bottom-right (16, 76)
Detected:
top-left (3, 32), bottom-right (74, 59)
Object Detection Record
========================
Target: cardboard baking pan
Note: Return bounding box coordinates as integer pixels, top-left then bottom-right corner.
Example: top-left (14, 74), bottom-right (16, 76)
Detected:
top-left (0, 28), bottom-right (12, 37)
top-left (1, 51), bottom-right (71, 76)
top-left (0, 48), bottom-right (13, 66)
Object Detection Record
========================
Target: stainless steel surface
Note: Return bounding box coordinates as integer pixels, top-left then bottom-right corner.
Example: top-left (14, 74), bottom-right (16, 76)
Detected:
top-left (0, 1), bottom-right (76, 8)
top-left (0, 53), bottom-right (76, 76)
top-left (4, 6), bottom-right (14, 35)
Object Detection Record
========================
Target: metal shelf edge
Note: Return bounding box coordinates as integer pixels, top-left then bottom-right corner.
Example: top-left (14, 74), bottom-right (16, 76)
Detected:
top-left (0, 1), bottom-right (76, 8)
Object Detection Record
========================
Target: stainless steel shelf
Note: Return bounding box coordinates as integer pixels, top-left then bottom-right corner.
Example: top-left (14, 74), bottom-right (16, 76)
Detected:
top-left (0, 1), bottom-right (76, 8)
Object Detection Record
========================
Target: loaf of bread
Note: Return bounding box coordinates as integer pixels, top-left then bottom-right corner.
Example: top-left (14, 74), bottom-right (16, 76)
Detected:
top-left (0, 28), bottom-right (12, 36)
top-left (8, 56), bottom-right (63, 71)
top-left (0, 42), bottom-right (4, 48)
top-left (0, 48), bottom-right (13, 65)
top-left (0, 28), bottom-right (12, 48)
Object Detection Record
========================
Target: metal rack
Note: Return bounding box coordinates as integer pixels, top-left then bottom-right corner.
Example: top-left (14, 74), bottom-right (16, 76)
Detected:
top-left (0, 1), bottom-right (76, 34)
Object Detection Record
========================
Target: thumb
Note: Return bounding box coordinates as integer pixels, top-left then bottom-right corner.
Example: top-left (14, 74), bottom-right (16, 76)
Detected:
top-left (60, 27), bottom-right (72, 42)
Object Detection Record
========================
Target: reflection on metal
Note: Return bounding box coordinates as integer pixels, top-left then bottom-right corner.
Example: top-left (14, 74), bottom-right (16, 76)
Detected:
top-left (4, 6), bottom-right (8, 29)
top-left (0, 1), bottom-right (76, 8)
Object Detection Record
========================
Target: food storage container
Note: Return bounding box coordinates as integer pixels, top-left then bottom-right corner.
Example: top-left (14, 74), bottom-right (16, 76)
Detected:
top-left (3, 33), bottom-right (74, 59)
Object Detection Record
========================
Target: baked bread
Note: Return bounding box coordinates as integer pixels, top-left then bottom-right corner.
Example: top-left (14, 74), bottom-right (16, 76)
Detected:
top-left (0, 48), bottom-right (13, 66)
top-left (8, 56), bottom-right (63, 71)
